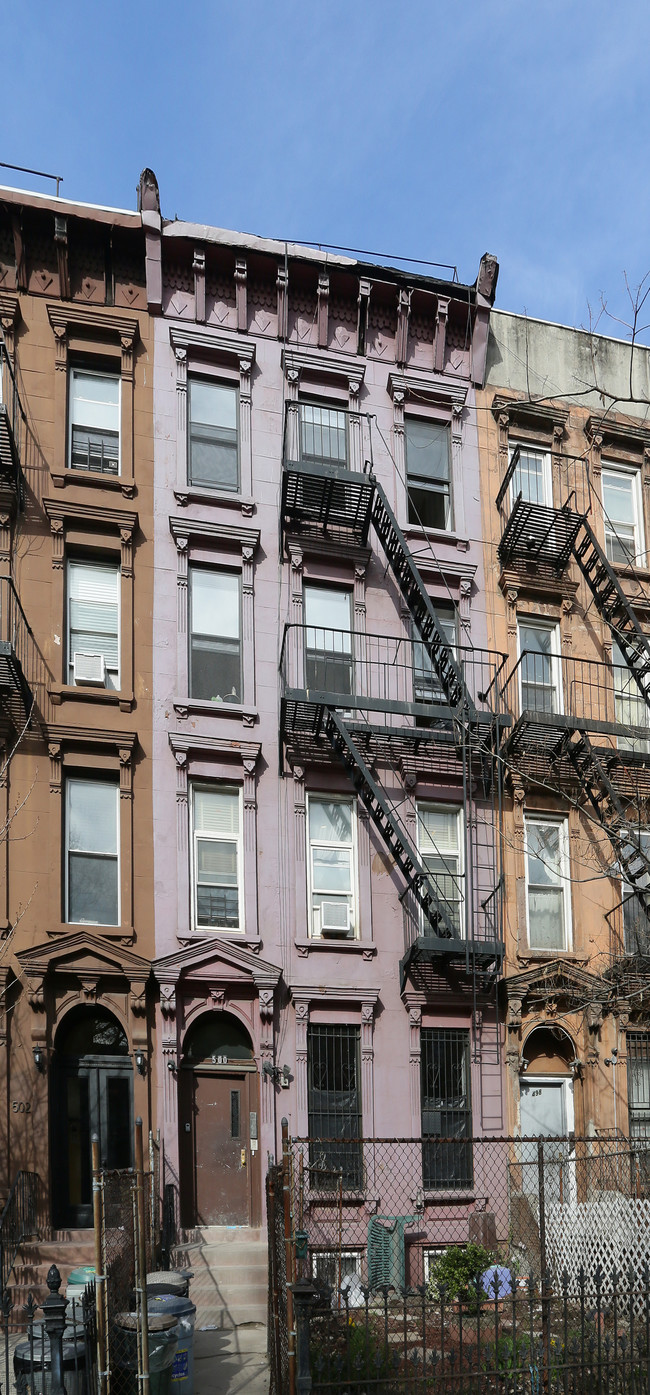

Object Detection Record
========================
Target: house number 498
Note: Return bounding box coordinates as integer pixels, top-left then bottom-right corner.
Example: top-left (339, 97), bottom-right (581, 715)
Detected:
top-left (12, 1101), bottom-right (31, 1112)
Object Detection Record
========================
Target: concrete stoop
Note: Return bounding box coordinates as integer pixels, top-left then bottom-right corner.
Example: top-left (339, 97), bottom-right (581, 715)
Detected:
top-left (173, 1227), bottom-right (269, 1333)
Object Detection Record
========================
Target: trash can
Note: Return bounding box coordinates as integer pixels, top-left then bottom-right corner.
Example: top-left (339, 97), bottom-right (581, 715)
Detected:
top-left (66, 1265), bottom-right (96, 1308)
top-left (146, 1271), bottom-right (192, 1298)
top-left (113, 1312), bottom-right (178, 1395)
top-left (147, 1295), bottom-right (196, 1395)
top-left (14, 1324), bottom-right (87, 1395)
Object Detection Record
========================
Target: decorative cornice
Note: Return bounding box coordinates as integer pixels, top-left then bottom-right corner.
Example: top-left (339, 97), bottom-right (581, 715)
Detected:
top-left (284, 533), bottom-right (372, 569)
top-left (282, 345), bottom-right (365, 389)
top-left (0, 295), bottom-right (20, 330)
top-left (290, 985), bottom-right (380, 1006)
top-left (491, 393), bottom-right (569, 432)
top-left (152, 935), bottom-right (281, 989)
top-left (169, 515), bottom-right (260, 552)
top-left (46, 725), bottom-right (137, 752)
top-left (47, 304), bottom-right (139, 345)
top-left (388, 370), bottom-right (468, 409)
top-left (585, 413), bottom-right (650, 449)
top-left (169, 324), bottom-right (255, 371)
top-left (168, 731), bottom-right (261, 763)
top-left (15, 930), bottom-right (151, 981)
top-left (43, 498), bottom-right (138, 533)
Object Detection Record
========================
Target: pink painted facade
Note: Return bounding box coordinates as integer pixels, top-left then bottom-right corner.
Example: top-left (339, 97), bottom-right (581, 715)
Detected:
top-left (146, 172), bottom-right (505, 1234)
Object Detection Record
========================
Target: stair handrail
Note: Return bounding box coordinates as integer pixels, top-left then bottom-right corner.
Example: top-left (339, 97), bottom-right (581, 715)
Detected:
top-left (0, 1169), bottom-right (39, 1298)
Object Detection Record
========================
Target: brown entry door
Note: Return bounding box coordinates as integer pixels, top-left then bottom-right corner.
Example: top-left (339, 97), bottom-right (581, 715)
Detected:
top-left (190, 1071), bottom-right (253, 1226)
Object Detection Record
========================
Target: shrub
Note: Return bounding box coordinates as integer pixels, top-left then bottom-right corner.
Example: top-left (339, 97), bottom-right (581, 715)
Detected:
top-left (426, 1243), bottom-right (496, 1303)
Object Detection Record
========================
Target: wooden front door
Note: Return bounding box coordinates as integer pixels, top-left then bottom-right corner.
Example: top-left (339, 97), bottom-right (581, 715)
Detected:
top-left (181, 1068), bottom-right (257, 1227)
top-left (53, 1058), bottom-right (133, 1227)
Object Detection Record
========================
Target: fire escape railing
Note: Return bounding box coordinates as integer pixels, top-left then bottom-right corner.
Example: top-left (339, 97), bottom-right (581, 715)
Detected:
top-left (0, 340), bottom-right (27, 509)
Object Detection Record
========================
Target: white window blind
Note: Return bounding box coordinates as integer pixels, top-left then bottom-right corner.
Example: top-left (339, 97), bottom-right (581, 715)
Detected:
top-left (192, 787), bottom-right (242, 931)
top-left (68, 561), bottom-right (120, 688)
top-left (417, 806), bottom-right (463, 935)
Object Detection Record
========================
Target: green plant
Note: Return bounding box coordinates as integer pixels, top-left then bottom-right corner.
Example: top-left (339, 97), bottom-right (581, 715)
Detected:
top-left (426, 1243), bottom-right (496, 1303)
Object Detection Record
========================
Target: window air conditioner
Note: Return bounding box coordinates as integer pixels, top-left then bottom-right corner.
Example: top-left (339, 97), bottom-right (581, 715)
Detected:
top-left (320, 900), bottom-right (352, 936)
top-left (73, 652), bottom-right (106, 687)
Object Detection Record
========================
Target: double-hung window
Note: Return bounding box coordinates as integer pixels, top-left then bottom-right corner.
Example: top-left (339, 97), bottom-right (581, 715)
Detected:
top-left (613, 639), bottom-right (650, 754)
top-left (68, 368), bottom-right (120, 475)
top-left (189, 569), bottom-right (241, 703)
top-left (620, 828), bottom-right (650, 954)
top-left (509, 443), bottom-right (552, 506)
top-left (413, 606), bottom-right (457, 705)
top-left (405, 418), bottom-right (452, 531)
top-left (518, 620), bottom-right (562, 716)
top-left (417, 805), bottom-right (463, 936)
top-left (308, 797), bottom-right (356, 937)
top-left (299, 402), bottom-right (347, 469)
top-left (188, 379), bottom-right (238, 491)
top-left (525, 816), bottom-right (570, 951)
top-left (66, 778), bottom-right (119, 926)
top-left (192, 786), bottom-right (242, 931)
top-left (67, 560), bottom-right (120, 689)
top-left (304, 585), bottom-right (353, 696)
top-left (307, 1025), bottom-right (363, 1190)
top-left (421, 1028), bottom-right (473, 1190)
top-left (602, 463), bottom-right (645, 565)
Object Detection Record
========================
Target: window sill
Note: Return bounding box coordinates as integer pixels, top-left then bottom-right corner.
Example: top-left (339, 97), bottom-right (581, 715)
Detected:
top-left (518, 949), bottom-right (587, 963)
top-left (174, 487), bottom-right (255, 517)
top-left (295, 938), bottom-right (376, 959)
top-left (51, 470), bottom-right (135, 500)
top-left (49, 923), bottom-right (134, 941)
top-left (174, 698), bottom-right (258, 727)
top-left (403, 524), bottom-right (471, 553)
top-left (50, 685), bottom-right (134, 713)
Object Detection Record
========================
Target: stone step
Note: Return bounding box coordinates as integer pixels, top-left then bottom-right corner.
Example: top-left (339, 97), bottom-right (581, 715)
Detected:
top-left (191, 1279), bottom-right (268, 1304)
top-left (177, 1227), bottom-right (266, 1246)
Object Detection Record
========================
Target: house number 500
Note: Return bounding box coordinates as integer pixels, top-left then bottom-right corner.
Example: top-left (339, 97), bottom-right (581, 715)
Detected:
top-left (12, 1101), bottom-right (31, 1112)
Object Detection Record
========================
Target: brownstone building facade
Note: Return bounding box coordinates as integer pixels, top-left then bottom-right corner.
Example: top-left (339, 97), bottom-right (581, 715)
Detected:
top-left (0, 182), bottom-right (155, 1228)
top-left (478, 309), bottom-right (650, 1145)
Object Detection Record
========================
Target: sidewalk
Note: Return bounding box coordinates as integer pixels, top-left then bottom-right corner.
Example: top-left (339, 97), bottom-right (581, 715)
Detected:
top-left (193, 1325), bottom-right (269, 1395)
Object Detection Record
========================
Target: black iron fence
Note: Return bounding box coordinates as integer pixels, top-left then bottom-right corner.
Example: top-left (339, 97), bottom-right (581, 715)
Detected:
top-left (270, 1132), bottom-right (650, 1395)
top-left (0, 1266), bottom-right (96, 1395)
top-left (0, 1173), bottom-right (38, 1303)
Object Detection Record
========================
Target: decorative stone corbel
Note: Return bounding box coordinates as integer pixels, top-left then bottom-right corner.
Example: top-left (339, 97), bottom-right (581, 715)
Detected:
top-left (277, 265), bottom-right (288, 341)
top-left (160, 984), bottom-right (176, 1019)
top-left (317, 272), bottom-right (329, 348)
top-left (395, 288), bottom-right (411, 367)
top-left (193, 249), bottom-right (206, 323)
top-left (235, 259), bottom-right (247, 332)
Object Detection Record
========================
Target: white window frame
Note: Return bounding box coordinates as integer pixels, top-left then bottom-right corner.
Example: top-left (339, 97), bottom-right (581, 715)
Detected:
top-left (298, 399), bottom-right (349, 469)
top-left (191, 784), bottom-right (244, 934)
top-left (416, 803), bottom-right (465, 938)
top-left (187, 376), bottom-right (240, 492)
top-left (524, 815), bottom-right (571, 952)
top-left (602, 461), bottom-right (645, 566)
top-left (67, 558), bottom-right (121, 690)
top-left (65, 777), bottom-right (120, 927)
top-left (405, 415), bottom-right (453, 533)
top-left (509, 442), bottom-right (552, 508)
top-left (517, 618), bottom-right (563, 717)
top-left (189, 567), bottom-right (242, 704)
top-left (306, 795), bottom-right (358, 939)
top-left (67, 366), bottom-right (121, 475)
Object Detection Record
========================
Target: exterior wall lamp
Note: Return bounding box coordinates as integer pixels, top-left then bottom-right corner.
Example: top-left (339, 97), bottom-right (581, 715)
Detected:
top-left (263, 1062), bottom-right (291, 1088)
top-left (33, 1046), bottom-right (45, 1073)
top-left (134, 1050), bottom-right (147, 1076)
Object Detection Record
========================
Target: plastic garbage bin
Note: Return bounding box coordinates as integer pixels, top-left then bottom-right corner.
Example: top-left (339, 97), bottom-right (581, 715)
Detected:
top-left (14, 1323), bottom-right (87, 1395)
top-left (113, 1311), bottom-right (178, 1395)
top-left (146, 1271), bottom-right (192, 1298)
top-left (147, 1295), bottom-right (196, 1395)
top-left (66, 1265), bottom-right (96, 1307)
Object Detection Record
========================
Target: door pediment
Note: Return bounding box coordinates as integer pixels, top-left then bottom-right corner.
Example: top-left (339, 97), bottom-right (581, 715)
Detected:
top-left (152, 937), bottom-right (281, 991)
top-left (15, 931), bottom-right (152, 984)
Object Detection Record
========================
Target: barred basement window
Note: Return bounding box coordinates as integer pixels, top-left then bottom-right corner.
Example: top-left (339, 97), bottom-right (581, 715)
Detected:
top-left (307, 1025), bottom-right (363, 1192)
top-left (421, 1028), bottom-right (472, 1190)
top-left (627, 1034), bottom-right (650, 1141)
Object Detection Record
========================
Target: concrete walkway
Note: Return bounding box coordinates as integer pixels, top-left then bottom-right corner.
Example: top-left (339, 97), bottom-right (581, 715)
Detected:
top-left (194, 1325), bottom-right (269, 1395)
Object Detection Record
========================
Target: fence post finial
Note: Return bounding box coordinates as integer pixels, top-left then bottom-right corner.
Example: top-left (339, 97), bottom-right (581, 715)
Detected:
top-left (42, 1264), bottom-right (68, 1395)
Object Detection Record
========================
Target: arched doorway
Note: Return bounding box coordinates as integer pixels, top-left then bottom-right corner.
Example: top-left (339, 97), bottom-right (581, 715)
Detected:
top-left (520, 1025), bottom-right (575, 1205)
top-left (52, 1007), bottom-right (133, 1227)
top-left (179, 1012), bottom-right (259, 1228)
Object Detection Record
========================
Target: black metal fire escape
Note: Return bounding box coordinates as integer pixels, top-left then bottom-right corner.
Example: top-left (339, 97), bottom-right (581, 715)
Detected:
top-left (0, 338), bottom-right (36, 730)
top-left (281, 420), bottom-right (504, 993)
top-left (498, 443), bottom-right (650, 930)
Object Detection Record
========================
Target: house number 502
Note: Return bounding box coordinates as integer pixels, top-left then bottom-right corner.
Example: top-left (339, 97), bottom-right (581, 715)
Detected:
top-left (12, 1101), bottom-right (31, 1112)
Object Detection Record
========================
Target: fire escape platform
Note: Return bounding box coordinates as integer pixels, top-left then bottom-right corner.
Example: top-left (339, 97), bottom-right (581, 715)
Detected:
top-left (502, 708), bottom-right (644, 760)
top-left (0, 639), bottom-right (34, 727)
top-left (498, 498), bottom-right (586, 572)
top-left (281, 460), bottom-right (375, 547)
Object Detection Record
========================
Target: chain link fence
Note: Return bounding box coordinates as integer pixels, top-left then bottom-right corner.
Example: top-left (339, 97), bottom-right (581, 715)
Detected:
top-left (95, 1130), bottom-right (162, 1395)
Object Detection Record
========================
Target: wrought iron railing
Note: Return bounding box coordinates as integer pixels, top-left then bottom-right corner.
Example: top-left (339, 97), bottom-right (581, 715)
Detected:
top-left (0, 1169), bottom-right (38, 1298)
top-left (0, 575), bottom-right (45, 724)
top-left (499, 650), bottom-right (650, 743)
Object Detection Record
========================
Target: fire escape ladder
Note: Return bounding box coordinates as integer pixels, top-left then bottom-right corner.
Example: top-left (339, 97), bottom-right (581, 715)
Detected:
top-left (320, 707), bottom-right (459, 942)
top-left (572, 521), bottom-right (650, 707)
top-left (369, 478), bottom-right (477, 721)
top-left (556, 728), bottom-right (650, 922)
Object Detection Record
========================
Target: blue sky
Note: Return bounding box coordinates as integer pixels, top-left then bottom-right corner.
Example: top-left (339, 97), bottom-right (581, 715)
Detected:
top-left (5, 0), bottom-right (650, 336)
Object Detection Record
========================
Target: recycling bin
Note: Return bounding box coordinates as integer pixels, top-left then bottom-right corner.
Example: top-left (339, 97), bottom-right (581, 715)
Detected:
top-left (146, 1295), bottom-right (196, 1395)
top-left (113, 1311), bottom-right (178, 1395)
